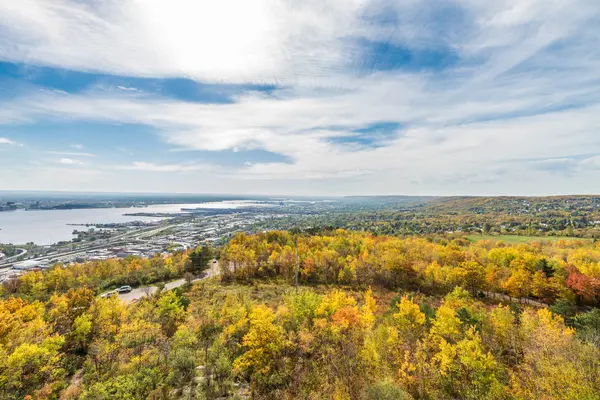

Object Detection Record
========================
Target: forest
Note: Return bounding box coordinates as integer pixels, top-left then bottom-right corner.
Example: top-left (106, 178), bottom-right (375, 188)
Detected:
top-left (266, 196), bottom-right (600, 238)
top-left (2, 229), bottom-right (600, 399)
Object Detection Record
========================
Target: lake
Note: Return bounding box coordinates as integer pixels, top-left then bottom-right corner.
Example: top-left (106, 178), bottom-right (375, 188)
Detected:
top-left (0, 201), bottom-right (264, 245)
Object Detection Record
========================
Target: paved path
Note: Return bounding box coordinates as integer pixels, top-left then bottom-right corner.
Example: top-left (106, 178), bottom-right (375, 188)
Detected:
top-left (112, 260), bottom-right (219, 303)
top-left (483, 290), bottom-right (547, 308)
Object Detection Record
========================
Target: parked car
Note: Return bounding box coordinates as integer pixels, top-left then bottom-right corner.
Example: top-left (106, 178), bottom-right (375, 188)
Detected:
top-left (101, 291), bottom-right (116, 298)
top-left (116, 285), bottom-right (132, 294)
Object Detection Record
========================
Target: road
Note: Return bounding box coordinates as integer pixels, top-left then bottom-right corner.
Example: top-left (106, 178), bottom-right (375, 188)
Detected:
top-left (0, 248), bottom-right (27, 264)
top-left (483, 291), bottom-right (547, 308)
top-left (114, 260), bottom-right (220, 303)
top-left (0, 222), bottom-right (183, 270)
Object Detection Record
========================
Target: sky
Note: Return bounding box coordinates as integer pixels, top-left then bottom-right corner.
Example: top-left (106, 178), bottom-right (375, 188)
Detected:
top-left (1, 0), bottom-right (600, 196)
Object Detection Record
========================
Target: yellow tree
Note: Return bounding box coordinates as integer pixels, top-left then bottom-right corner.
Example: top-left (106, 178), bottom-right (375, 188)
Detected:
top-left (434, 328), bottom-right (504, 400)
top-left (2, 335), bottom-right (66, 398)
top-left (486, 305), bottom-right (521, 366)
top-left (393, 295), bottom-right (426, 340)
top-left (503, 268), bottom-right (531, 301)
top-left (449, 261), bottom-right (486, 296)
top-left (90, 296), bottom-right (128, 340)
top-left (510, 308), bottom-right (600, 399)
top-left (234, 305), bottom-right (288, 394)
top-left (360, 287), bottom-right (377, 330)
top-left (430, 287), bottom-right (477, 343)
top-left (359, 288), bottom-right (381, 384)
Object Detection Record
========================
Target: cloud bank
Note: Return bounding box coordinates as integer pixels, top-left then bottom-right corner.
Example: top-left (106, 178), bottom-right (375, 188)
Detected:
top-left (1, 0), bottom-right (600, 195)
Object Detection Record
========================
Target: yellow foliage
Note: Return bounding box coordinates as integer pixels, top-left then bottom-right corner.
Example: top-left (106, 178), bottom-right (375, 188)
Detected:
top-left (394, 296), bottom-right (426, 331)
top-left (316, 290), bottom-right (357, 318)
top-left (430, 304), bottom-right (462, 342)
top-left (234, 305), bottom-right (287, 376)
top-left (489, 305), bottom-right (515, 348)
top-left (360, 287), bottom-right (377, 329)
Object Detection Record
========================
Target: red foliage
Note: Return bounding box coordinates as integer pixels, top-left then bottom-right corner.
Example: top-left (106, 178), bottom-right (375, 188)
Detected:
top-left (566, 270), bottom-right (597, 303)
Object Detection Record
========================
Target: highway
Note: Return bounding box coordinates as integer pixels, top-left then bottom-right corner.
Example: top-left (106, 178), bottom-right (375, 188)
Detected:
top-left (0, 248), bottom-right (27, 264)
top-left (0, 222), bottom-right (183, 270)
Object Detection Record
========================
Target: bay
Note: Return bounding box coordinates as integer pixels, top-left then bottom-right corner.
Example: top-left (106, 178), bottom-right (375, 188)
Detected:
top-left (0, 201), bottom-right (265, 245)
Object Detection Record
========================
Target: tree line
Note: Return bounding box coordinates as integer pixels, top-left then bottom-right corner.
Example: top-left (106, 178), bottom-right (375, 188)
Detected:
top-left (220, 230), bottom-right (600, 307)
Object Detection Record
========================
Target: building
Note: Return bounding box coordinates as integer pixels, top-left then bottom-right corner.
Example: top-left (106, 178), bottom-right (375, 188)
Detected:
top-left (13, 260), bottom-right (43, 270)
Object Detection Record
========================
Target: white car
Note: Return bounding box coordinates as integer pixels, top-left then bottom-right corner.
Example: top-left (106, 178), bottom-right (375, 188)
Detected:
top-left (116, 285), bottom-right (132, 293)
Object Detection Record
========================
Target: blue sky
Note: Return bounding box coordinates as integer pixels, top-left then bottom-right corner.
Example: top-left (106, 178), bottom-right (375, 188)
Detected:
top-left (1, 0), bottom-right (600, 195)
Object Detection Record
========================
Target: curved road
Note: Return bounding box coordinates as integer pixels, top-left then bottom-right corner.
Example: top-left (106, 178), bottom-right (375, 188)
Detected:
top-left (0, 222), bottom-right (184, 270)
top-left (0, 248), bottom-right (27, 263)
top-left (110, 260), bottom-right (220, 303)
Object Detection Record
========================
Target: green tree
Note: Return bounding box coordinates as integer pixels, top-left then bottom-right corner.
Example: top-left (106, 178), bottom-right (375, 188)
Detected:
top-left (1, 336), bottom-right (66, 398)
top-left (549, 299), bottom-right (577, 326)
top-left (574, 308), bottom-right (600, 346)
top-left (156, 291), bottom-right (186, 337)
top-left (363, 380), bottom-right (411, 400)
top-left (187, 245), bottom-right (213, 274)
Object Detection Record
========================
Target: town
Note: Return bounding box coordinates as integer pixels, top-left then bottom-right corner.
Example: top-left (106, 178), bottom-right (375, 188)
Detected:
top-left (0, 208), bottom-right (278, 283)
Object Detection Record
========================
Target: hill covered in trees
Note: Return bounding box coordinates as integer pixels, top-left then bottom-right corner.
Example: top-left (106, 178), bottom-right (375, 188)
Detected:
top-left (2, 229), bottom-right (600, 399)
top-left (270, 195), bottom-right (600, 238)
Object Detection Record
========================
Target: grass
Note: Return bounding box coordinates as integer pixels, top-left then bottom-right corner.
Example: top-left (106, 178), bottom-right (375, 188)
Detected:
top-left (467, 234), bottom-right (593, 244)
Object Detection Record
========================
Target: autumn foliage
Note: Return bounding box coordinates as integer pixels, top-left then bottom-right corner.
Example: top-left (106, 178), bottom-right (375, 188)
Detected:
top-left (221, 230), bottom-right (600, 306)
top-left (2, 230), bottom-right (600, 399)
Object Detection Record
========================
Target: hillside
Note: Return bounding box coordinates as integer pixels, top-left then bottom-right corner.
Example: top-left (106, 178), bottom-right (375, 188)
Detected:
top-left (2, 229), bottom-right (600, 399)
top-left (291, 195), bottom-right (600, 238)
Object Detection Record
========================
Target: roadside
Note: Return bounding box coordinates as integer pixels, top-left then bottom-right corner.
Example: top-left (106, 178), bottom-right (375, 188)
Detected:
top-left (483, 290), bottom-right (547, 308)
top-left (104, 260), bottom-right (548, 308)
top-left (111, 259), bottom-right (220, 303)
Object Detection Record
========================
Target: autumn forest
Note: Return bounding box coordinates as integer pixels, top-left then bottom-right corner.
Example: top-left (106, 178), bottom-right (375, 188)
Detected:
top-left (2, 229), bottom-right (600, 399)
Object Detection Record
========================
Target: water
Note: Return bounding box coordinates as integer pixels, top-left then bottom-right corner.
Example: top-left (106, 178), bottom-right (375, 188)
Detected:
top-left (0, 201), bottom-right (266, 245)
top-left (0, 208), bottom-right (161, 245)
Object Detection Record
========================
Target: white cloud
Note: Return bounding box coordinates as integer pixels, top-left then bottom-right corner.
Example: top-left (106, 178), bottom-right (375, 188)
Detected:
top-left (1, 0), bottom-right (597, 84)
top-left (47, 151), bottom-right (95, 157)
top-left (6, 79), bottom-right (599, 193)
top-left (58, 158), bottom-right (83, 165)
top-left (1, 1), bottom-right (600, 194)
top-left (118, 161), bottom-right (213, 173)
top-left (0, 137), bottom-right (24, 147)
top-left (0, 0), bottom-right (362, 83)
top-left (580, 156), bottom-right (600, 170)
top-left (116, 86), bottom-right (139, 92)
